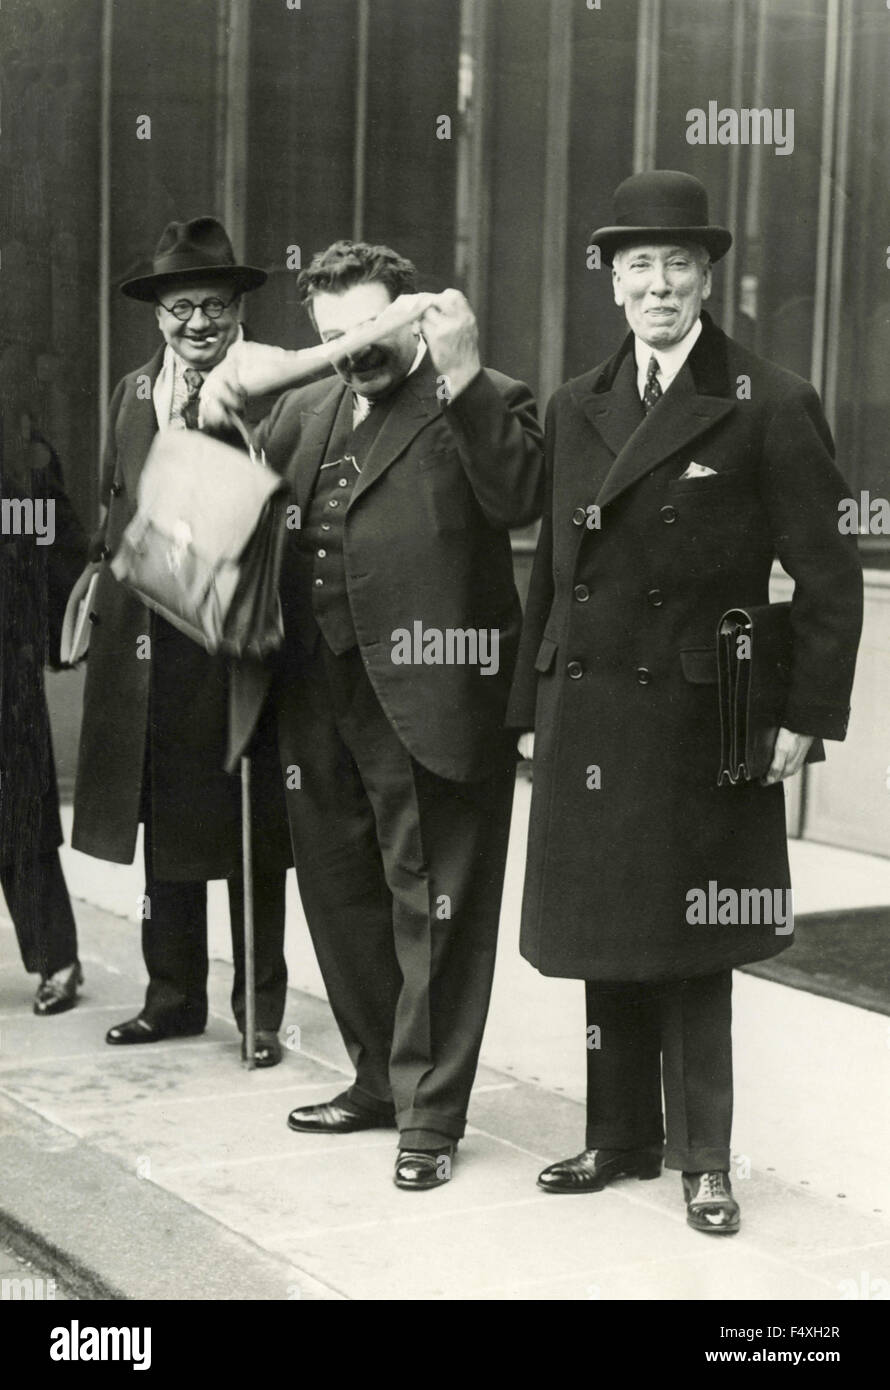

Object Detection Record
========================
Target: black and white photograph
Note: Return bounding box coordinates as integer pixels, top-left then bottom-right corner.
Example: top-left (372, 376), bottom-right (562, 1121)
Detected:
top-left (0, 0), bottom-right (888, 1342)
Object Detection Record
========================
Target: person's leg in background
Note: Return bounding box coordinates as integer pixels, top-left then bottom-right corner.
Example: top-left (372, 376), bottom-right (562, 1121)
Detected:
top-left (0, 849), bottom-right (80, 1014)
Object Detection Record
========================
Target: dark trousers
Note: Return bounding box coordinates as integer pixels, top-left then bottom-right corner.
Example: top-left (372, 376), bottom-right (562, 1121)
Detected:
top-left (584, 970), bottom-right (733, 1172)
top-left (1, 849), bottom-right (78, 978)
top-left (274, 641), bottom-right (515, 1147)
top-left (141, 820), bottom-right (287, 1033)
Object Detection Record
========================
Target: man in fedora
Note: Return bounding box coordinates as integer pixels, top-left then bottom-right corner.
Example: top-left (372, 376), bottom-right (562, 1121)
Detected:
top-left (73, 217), bottom-right (292, 1066)
top-left (508, 171), bottom-right (862, 1233)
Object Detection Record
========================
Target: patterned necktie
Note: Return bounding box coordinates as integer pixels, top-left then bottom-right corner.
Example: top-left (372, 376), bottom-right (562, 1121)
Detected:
top-left (642, 354), bottom-right (663, 414)
top-left (181, 367), bottom-right (203, 430)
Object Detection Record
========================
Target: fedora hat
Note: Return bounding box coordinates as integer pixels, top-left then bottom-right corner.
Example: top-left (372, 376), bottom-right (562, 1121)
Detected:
top-left (591, 170), bottom-right (732, 265)
top-left (120, 217), bottom-right (267, 301)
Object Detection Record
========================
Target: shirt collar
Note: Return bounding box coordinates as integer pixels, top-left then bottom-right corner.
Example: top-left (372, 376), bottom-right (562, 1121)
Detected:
top-left (633, 316), bottom-right (702, 386)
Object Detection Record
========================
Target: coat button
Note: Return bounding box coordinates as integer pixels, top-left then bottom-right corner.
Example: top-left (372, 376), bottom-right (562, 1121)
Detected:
top-left (647, 588), bottom-right (663, 607)
top-left (636, 666), bottom-right (651, 684)
top-left (88, 611), bottom-right (100, 626)
top-left (571, 507), bottom-right (587, 527)
top-left (574, 584), bottom-right (590, 603)
top-left (110, 482), bottom-right (123, 497)
top-left (660, 504), bottom-right (677, 524)
top-left (100, 545), bottom-right (112, 562)
top-left (567, 660), bottom-right (584, 679)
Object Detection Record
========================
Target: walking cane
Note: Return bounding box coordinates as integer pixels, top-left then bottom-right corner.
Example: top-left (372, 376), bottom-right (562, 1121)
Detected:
top-left (241, 756), bottom-right (256, 1070)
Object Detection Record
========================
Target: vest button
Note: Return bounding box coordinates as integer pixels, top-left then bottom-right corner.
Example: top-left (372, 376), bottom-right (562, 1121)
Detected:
top-left (660, 505), bottom-right (677, 524)
top-left (636, 666), bottom-right (652, 684)
top-left (573, 584), bottom-right (590, 602)
top-left (338, 478), bottom-right (348, 487)
top-left (110, 482), bottom-right (123, 497)
top-left (314, 578), bottom-right (323, 588)
top-left (317, 549), bottom-right (327, 558)
top-left (571, 507), bottom-right (586, 527)
top-left (567, 660), bottom-right (584, 679)
top-left (647, 588), bottom-right (663, 607)
top-left (328, 499), bottom-right (339, 508)
top-left (321, 522), bottom-right (332, 531)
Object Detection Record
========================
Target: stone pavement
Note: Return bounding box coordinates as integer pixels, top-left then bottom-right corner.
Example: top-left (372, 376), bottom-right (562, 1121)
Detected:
top-left (0, 784), bottom-right (888, 1301)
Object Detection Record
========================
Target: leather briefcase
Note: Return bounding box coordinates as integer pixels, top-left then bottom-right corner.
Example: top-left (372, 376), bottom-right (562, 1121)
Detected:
top-left (716, 601), bottom-right (825, 786)
top-left (111, 424), bottom-right (288, 659)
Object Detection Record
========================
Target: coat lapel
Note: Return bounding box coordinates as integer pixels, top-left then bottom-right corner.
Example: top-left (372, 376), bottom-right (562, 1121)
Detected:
top-left (118, 348), bottom-right (164, 499)
top-left (349, 355), bottom-right (440, 509)
top-left (289, 379), bottom-right (349, 514)
top-left (576, 313), bottom-right (738, 511)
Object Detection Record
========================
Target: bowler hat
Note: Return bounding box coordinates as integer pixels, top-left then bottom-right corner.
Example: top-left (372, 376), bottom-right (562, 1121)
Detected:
top-left (591, 170), bottom-right (732, 265)
top-left (120, 217), bottom-right (267, 301)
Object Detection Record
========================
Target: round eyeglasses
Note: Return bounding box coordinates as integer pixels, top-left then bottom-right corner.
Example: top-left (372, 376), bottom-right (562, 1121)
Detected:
top-left (157, 292), bottom-right (239, 321)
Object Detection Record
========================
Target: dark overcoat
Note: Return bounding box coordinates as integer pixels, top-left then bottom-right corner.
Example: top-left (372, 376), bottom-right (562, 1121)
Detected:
top-left (228, 355), bottom-right (545, 781)
top-left (0, 436), bottom-right (86, 870)
top-left (72, 347), bottom-right (292, 881)
top-left (507, 313), bottom-right (863, 982)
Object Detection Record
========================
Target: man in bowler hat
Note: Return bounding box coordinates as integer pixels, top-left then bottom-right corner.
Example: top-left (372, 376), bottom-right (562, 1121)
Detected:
top-left (73, 218), bottom-right (292, 1066)
top-left (508, 171), bottom-right (862, 1233)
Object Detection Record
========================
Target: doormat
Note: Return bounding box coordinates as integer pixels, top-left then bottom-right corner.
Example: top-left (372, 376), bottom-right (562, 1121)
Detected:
top-left (742, 906), bottom-right (890, 1016)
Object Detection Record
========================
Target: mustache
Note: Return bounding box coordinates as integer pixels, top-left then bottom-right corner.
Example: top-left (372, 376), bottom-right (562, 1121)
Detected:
top-left (343, 346), bottom-right (388, 371)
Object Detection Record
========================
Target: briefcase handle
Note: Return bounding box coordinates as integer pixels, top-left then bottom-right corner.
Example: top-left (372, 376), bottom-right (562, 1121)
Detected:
top-left (228, 414), bottom-right (269, 470)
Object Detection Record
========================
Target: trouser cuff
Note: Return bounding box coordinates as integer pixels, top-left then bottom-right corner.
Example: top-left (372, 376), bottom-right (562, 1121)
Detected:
top-left (585, 1121), bottom-right (664, 1153)
top-left (397, 1107), bottom-right (465, 1142)
top-left (342, 1083), bottom-right (395, 1119)
top-left (665, 1147), bottom-right (731, 1173)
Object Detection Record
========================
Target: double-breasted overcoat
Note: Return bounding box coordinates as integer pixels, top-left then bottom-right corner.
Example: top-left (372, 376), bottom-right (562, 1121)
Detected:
top-left (507, 313), bottom-right (863, 981)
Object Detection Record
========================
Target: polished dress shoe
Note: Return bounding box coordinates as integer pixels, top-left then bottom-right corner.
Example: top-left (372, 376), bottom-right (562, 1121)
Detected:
top-left (537, 1147), bottom-right (663, 1194)
top-left (286, 1097), bottom-right (395, 1134)
top-left (394, 1144), bottom-right (456, 1191)
top-left (683, 1171), bottom-right (740, 1235)
top-left (241, 1030), bottom-right (282, 1068)
top-left (105, 1015), bottom-right (204, 1045)
top-left (33, 962), bottom-right (83, 1016)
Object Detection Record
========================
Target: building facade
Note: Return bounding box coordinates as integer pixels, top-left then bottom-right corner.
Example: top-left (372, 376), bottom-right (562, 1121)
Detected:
top-left (2, 0), bottom-right (887, 853)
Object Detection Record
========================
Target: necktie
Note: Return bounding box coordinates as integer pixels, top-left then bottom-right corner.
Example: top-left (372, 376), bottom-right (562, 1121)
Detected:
top-left (643, 354), bottom-right (662, 414)
top-left (181, 367), bottom-right (203, 430)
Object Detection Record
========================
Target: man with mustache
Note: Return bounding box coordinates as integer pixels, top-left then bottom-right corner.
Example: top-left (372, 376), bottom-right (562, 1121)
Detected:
top-left (204, 239), bottom-right (544, 1188)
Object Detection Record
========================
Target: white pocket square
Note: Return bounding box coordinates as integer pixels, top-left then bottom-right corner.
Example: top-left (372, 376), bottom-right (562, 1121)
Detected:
top-left (679, 461), bottom-right (717, 479)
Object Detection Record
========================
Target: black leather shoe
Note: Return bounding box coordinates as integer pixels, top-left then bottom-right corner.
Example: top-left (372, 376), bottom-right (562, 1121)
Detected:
top-left (105, 1015), bottom-right (205, 1045)
top-left (33, 962), bottom-right (82, 1016)
top-left (241, 1030), bottom-right (282, 1068)
top-left (394, 1144), bottom-right (456, 1191)
top-left (537, 1147), bottom-right (663, 1193)
top-left (286, 1097), bottom-right (395, 1134)
top-left (683, 1171), bottom-right (740, 1235)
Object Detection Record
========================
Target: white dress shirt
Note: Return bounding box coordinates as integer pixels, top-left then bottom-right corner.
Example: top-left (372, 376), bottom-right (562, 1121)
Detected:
top-left (634, 317), bottom-right (702, 401)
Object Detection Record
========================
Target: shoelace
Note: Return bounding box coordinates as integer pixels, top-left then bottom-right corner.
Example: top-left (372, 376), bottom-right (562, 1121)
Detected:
top-left (697, 1172), bottom-right (728, 1201)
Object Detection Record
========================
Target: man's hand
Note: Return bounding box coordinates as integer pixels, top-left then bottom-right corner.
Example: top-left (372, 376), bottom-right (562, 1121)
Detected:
top-left (761, 727), bottom-right (815, 785)
top-left (420, 289), bottom-right (482, 400)
top-left (517, 732), bottom-right (535, 760)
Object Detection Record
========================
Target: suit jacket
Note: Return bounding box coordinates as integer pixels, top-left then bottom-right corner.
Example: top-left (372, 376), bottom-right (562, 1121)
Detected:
top-left (507, 311), bottom-right (863, 981)
top-left (229, 355), bottom-right (544, 782)
top-left (72, 344), bottom-right (292, 880)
